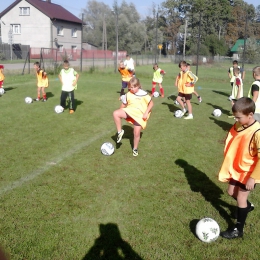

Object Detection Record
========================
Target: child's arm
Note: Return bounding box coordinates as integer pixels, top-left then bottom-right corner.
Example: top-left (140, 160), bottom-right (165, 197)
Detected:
top-left (58, 73), bottom-right (63, 84)
top-left (252, 88), bottom-right (259, 103)
top-left (73, 73), bottom-right (79, 86)
top-left (246, 131), bottom-right (260, 190)
top-left (175, 74), bottom-right (180, 87)
top-left (143, 100), bottom-right (154, 120)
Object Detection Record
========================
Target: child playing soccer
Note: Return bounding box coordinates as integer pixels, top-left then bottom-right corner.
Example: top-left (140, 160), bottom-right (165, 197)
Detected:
top-left (59, 60), bottom-right (79, 114)
top-left (218, 97), bottom-right (260, 239)
top-left (0, 65), bottom-right (5, 90)
top-left (33, 62), bottom-right (48, 101)
top-left (176, 61), bottom-right (196, 119)
top-left (248, 66), bottom-right (260, 122)
top-left (118, 61), bottom-right (132, 99)
top-left (228, 60), bottom-right (245, 91)
top-left (151, 63), bottom-right (166, 97)
top-left (113, 77), bottom-right (154, 156)
top-left (230, 67), bottom-right (243, 100)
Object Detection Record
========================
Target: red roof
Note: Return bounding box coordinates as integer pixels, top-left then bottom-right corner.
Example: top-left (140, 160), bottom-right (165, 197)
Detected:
top-left (0, 0), bottom-right (82, 24)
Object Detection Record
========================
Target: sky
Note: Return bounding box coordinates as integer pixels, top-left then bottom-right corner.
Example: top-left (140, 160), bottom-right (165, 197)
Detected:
top-left (0, 0), bottom-right (259, 18)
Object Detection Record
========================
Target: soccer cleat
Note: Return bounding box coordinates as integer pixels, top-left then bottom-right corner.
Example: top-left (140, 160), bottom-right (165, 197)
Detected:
top-left (34, 98), bottom-right (40, 101)
top-left (133, 149), bottom-right (138, 156)
top-left (117, 130), bottom-right (124, 143)
top-left (184, 114), bottom-right (193, 120)
top-left (42, 99), bottom-right (47, 102)
top-left (198, 96), bottom-right (202, 102)
top-left (183, 108), bottom-right (187, 114)
top-left (220, 228), bottom-right (243, 239)
top-left (69, 109), bottom-right (74, 114)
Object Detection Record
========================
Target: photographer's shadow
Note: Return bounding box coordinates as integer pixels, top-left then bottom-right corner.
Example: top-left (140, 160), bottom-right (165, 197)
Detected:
top-left (82, 223), bottom-right (143, 260)
top-left (175, 159), bottom-right (234, 227)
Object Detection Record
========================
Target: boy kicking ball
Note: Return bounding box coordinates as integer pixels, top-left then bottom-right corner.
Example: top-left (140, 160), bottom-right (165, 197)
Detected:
top-left (218, 97), bottom-right (260, 239)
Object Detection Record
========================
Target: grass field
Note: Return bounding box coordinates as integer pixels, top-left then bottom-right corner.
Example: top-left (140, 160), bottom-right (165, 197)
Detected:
top-left (1, 63), bottom-right (260, 260)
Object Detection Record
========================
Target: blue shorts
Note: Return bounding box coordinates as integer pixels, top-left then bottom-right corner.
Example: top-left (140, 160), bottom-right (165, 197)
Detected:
top-left (122, 81), bottom-right (128, 89)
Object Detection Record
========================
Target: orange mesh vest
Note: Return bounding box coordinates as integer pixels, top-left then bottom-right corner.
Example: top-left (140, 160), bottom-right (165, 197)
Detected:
top-left (218, 121), bottom-right (260, 184)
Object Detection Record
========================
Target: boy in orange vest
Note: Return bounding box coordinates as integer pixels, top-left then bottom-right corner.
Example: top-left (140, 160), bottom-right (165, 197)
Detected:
top-left (218, 97), bottom-right (260, 239)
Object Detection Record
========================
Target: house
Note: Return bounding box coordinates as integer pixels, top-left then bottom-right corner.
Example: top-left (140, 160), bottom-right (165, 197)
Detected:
top-left (0, 0), bottom-right (82, 53)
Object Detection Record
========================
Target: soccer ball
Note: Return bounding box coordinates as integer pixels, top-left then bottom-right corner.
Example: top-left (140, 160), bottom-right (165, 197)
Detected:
top-left (0, 88), bottom-right (5, 95)
top-left (196, 218), bottom-right (220, 243)
top-left (153, 91), bottom-right (159, 98)
top-left (174, 100), bottom-right (179, 105)
top-left (54, 105), bottom-right (64, 114)
top-left (101, 142), bottom-right (115, 156)
top-left (174, 110), bottom-right (183, 118)
top-left (25, 97), bottom-right (33, 104)
top-left (213, 109), bottom-right (222, 117)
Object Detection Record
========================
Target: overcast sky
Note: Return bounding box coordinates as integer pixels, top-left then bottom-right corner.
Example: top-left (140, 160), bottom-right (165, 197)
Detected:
top-left (0, 0), bottom-right (259, 18)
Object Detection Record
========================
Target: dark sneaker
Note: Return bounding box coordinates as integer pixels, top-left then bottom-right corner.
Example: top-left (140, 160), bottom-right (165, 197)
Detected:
top-left (117, 130), bottom-right (124, 143)
top-left (133, 149), bottom-right (138, 156)
top-left (220, 228), bottom-right (243, 239)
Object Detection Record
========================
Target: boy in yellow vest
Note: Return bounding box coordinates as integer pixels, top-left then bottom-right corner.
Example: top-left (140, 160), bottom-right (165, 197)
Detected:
top-left (218, 97), bottom-right (260, 239)
top-left (248, 66), bottom-right (260, 122)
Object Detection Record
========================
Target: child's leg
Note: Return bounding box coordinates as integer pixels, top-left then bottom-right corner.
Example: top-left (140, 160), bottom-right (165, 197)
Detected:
top-left (151, 82), bottom-right (156, 95)
top-left (41, 87), bottom-right (47, 100)
top-left (120, 81), bottom-right (127, 97)
top-left (176, 94), bottom-right (185, 111)
top-left (113, 109), bottom-right (127, 132)
top-left (68, 91), bottom-right (75, 111)
top-left (159, 83), bottom-right (164, 97)
top-left (186, 100), bottom-right (192, 115)
top-left (133, 125), bottom-right (142, 150)
top-left (193, 91), bottom-right (199, 97)
top-left (37, 87), bottom-right (41, 100)
top-left (60, 91), bottom-right (68, 108)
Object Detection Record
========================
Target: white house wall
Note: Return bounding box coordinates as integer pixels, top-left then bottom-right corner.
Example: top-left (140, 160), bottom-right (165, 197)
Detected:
top-left (1, 0), bottom-right (51, 48)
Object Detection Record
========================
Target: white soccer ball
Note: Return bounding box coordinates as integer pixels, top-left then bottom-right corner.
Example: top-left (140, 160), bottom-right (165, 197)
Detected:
top-left (101, 142), bottom-right (115, 156)
top-left (25, 97), bottom-right (33, 104)
top-left (213, 109), bottom-right (222, 117)
top-left (174, 110), bottom-right (183, 118)
top-left (174, 100), bottom-right (179, 105)
top-left (196, 218), bottom-right (220, 243)
top-left (153, 91), bottom-right (159, 98)
top-left (54, 105), bottom-right (64, 114)
top-left (0, 88), bottom-right (5, 95)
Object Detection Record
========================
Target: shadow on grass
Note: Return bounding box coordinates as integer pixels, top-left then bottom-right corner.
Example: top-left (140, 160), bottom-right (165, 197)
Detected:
top-left (46, 91), bottom-right (54, 99)
top-left (75, 99), bottom-right (83, 110)
top-left (212, 90), bottom-right (230, 98)
top-left (175, 159), bottom-right (235, 230)
top-left (161, 102), bottom-right (177, 113)
top-left (82, 223), bottom-right (143, 260)
top-left (111, 125), bottom-right (143, 150)
top-left (209, 117), bottom-right (233, 132)
top-left (2, 87), bottom-right (16, 92)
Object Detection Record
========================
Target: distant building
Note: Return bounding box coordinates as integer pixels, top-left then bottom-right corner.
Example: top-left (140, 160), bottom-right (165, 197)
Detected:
top-left (0, 0), bottom-right (82, 51)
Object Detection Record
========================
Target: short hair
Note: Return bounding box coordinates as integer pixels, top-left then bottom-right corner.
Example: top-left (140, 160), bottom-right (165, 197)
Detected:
top-left (253, 66), bottom-right (260, 77)
top-left (186, 63), bottom-right (190, 66)
top-left (232, 97), bottom-right (255, 115)
top-left (34, 61), bottom-right (40, 66)
top-left (179, 61), bottom-right (187, 67)
top-left (128, 77), bottom-right (141, 89)
top-left (233, 60), bottom-right (238, 64)
top-left (63, 60), bottom-right (69, 65)
top-left (126, 55), bottom-right (129, 58)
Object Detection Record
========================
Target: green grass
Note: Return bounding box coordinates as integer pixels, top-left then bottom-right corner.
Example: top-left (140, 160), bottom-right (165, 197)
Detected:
top-left (0, 63), bottom-right (259, 260)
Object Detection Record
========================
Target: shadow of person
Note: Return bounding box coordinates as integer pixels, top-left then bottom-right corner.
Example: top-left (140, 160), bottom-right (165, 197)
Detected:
top-left (209, 117), bottom-right (233, 132)
top-left (46, 92), bottom-right (54, 99)
top-left (212, 90), bottom-right (230, 98)
top-left (75, 99), bottom-right (83, 110)
top-left (175, 159), bottom-right (235, 227)
top-left (161, 102), bottom-right (176, 113)
top-left (82, 223), bottom-right (143, 260)
top-left (111, 125), bottom-right (142, 150)
top-left (2, 87), bottom-right (16, 92)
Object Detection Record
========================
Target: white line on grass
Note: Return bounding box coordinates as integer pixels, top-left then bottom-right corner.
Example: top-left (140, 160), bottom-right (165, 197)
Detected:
top-left (0, 128), bottom-right (115, 197)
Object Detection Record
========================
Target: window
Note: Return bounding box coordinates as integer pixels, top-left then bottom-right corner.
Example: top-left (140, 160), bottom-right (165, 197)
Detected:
top-left (71, 46), bottom-right (77, 52)
top-left (72, 28), bottom-right (77, 37)
top-left (11, 24), bottom-right (21, 34)
top-left (57, 26), bottom-right (63, 36)
top-left (20, 7), bottom-right (30, 15)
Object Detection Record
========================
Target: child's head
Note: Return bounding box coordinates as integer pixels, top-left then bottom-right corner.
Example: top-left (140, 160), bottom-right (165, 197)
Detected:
top-left (34, 62), bottom-right (40, 69)
top-left (232, 60), bottom-right (238, 68)
top-left (63, 60), bottom-right (70, 70)
top-left (232, 97), bottom-right (255, 115)
top-left (153, 63), bottom-right (158, 70)
top-left (179, 61), bottom-right (188, 72)
top-left (119, 61), bottom-right (125, 68)
top-left (126, 55), bottom-right (130, 60)
top-left (128, 77), bottom-right (141, 93)
top-left (186, 62), bottom-right (191, 70)
top-left (233, 67), bottom-right (240, 76)
top-left (252, 66), bottom-right (260, 79)
top-left (0, 65), bottom-right (4, 72)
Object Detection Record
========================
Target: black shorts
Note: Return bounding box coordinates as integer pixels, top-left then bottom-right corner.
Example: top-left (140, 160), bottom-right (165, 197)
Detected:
top-left (229, 178), bottom-right (256, 190)
top-left (178, 92), bottom-right (192, 100)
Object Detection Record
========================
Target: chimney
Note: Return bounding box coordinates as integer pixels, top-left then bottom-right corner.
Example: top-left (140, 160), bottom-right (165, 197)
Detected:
top-left (46, 0), bottom-right (51, 3)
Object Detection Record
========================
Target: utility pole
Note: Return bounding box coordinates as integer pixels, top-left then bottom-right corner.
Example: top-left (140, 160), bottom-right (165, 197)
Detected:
top-left (183, 19), bottom-right (188, 59)
top-left (102, 18), bottom-right (107, 51)
top-left (80, 13), bottom-right (84, 72)
top-left (155, 12), bottom-right (158, 63)
top-left (242, 13), bottom-right (248, 69)
top-left (196, 12), bottom-right (202, 76)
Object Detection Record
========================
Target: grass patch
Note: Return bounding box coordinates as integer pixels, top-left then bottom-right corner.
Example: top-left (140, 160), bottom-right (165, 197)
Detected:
top-left (0, 63), bottom-right (259, 260)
